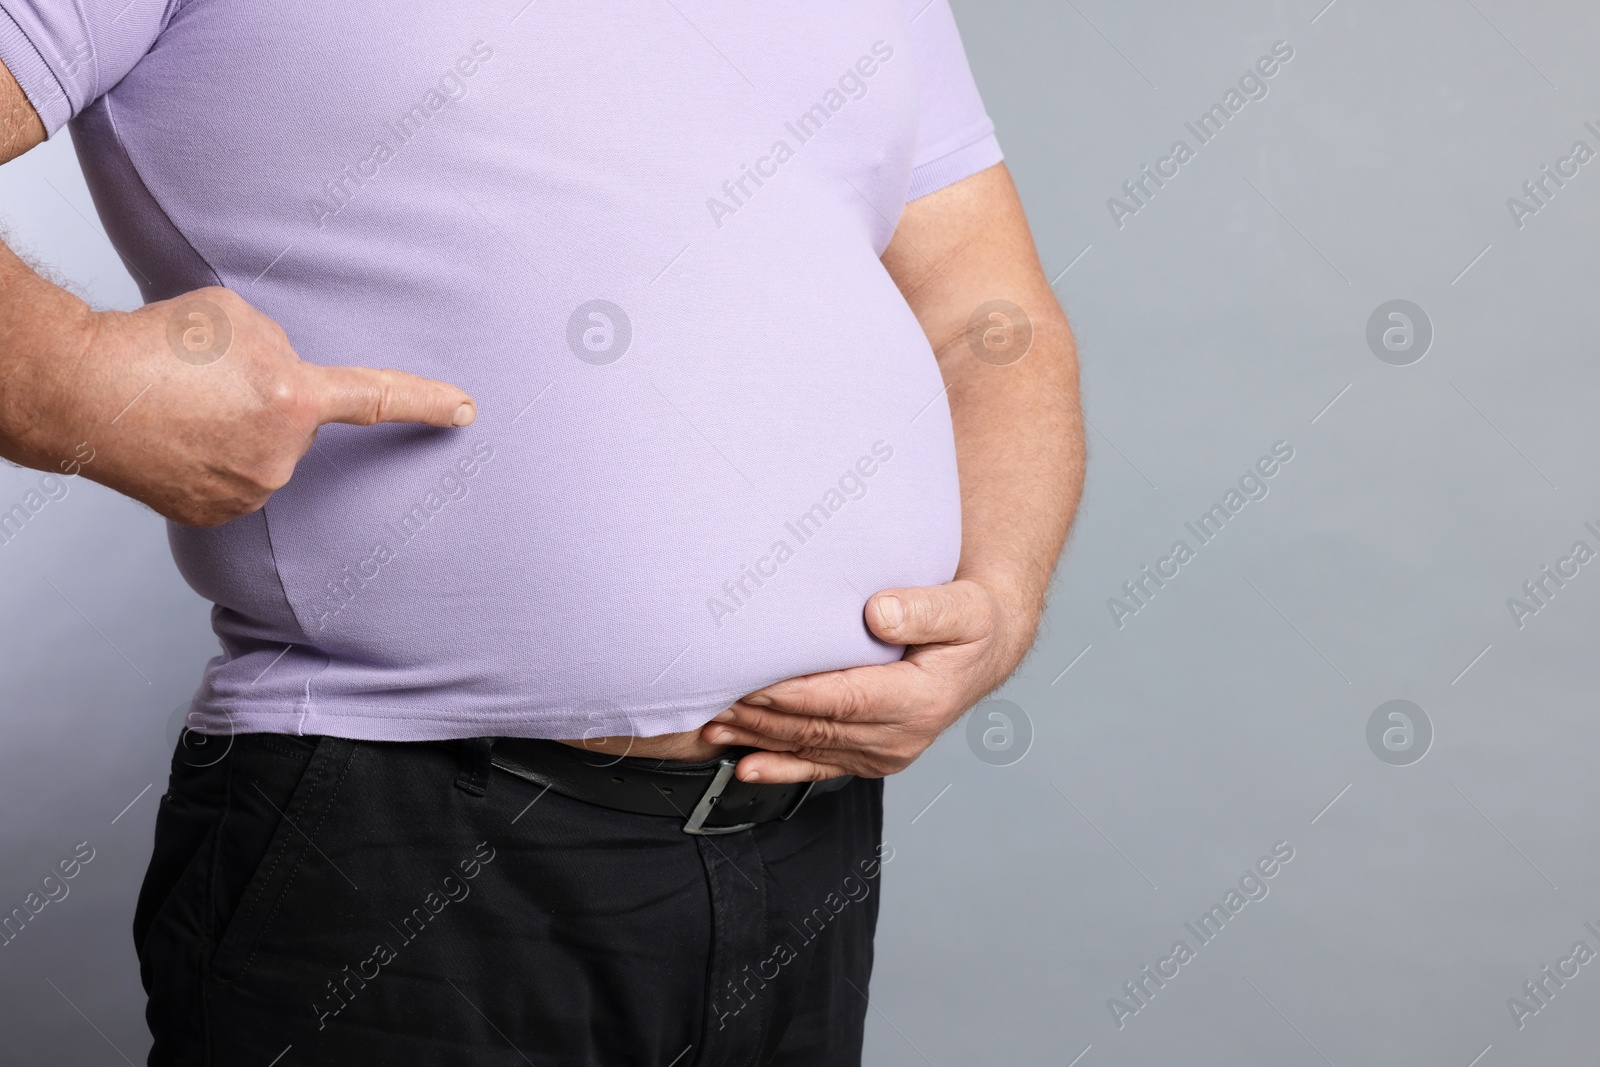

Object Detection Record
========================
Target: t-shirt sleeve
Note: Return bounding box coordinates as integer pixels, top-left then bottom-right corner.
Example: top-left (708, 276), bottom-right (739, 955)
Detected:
top-left (903, 0), bottom-right (1004, 201)
top-left (0, 0), bottom-right (172, 136)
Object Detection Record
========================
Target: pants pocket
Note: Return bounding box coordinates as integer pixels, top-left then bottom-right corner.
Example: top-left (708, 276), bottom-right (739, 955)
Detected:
top-left (209, 733), bottom-right (356, 983)
top-left (135, 732), bottom-right (233, 979)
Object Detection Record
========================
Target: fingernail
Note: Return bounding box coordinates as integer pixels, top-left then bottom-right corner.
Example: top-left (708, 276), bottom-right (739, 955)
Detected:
top-left (452, 403), bottom-right (476, 426)
top-left (712, 709), bottom-right (735, 722)
top-left (708, 728), bottom-right (733, 743)
top-left (742, 769), bottom-right (761, 782)
top-left (744, 694), bottom-right (771, 707)
top-left (877, 595), bottom-right (903, 629)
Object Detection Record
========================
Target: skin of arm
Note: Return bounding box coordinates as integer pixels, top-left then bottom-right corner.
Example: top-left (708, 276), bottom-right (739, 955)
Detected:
top-left (0, 61), bottom-right (476, 526)
top-left (702, 162), bottom-right (1086, 783)
top-left (0, 55), bottom-right (43, 160)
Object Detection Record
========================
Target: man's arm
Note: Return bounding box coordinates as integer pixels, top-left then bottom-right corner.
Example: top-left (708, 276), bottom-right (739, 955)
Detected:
top-left (0, 59), bottom-right (477, 526)
top-left (0, 58), bottom-right (45, 163)
top-left (701, 162), bottom-right (1085, 782)
top-left (884, 162), bottom-right (1083, 639)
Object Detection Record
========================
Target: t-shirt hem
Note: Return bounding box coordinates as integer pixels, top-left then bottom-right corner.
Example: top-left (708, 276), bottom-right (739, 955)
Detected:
top-left (907, 130), bottom-right (1003, 201)
top-left (187, 697), bottom-right (735, 743)
top-left (0, 6), bottom-right (71, 134)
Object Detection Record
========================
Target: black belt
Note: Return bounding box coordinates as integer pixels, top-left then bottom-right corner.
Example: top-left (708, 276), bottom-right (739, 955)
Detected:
top-left (488, 737), bottom-right (854, 834)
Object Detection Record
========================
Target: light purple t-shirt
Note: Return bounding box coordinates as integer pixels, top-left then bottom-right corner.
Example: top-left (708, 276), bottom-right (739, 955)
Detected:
top-left (1, 0), bottom-right (1002, 741)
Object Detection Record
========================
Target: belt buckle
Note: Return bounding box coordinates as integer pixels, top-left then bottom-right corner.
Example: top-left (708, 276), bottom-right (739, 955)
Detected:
top-left (682, 759), bottom-right (757, 835)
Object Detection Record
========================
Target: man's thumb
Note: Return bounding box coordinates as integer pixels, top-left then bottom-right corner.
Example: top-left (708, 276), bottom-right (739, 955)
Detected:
top-left (309, 364), bottom-right (476, 428)
top-left (866, 582), bottom-right (985, 646)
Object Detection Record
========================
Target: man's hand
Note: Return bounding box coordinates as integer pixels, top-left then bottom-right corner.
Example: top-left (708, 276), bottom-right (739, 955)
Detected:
top-left (1, 284), bottom-right (476, 526)
top-left (700, 578), bottom-right (1038, 783)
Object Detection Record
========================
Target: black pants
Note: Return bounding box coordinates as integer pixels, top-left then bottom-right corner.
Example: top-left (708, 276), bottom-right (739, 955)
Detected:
top-left (134, 732), bottom-right (886, 1066)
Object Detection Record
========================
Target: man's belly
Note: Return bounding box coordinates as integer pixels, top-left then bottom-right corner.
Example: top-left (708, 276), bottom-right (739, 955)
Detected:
top-left (170, 215), bottom-right (963, 743)
top-left (96, 0), bottom-right (959, 744)
top-left (555, 730), bottom-right (732, 763)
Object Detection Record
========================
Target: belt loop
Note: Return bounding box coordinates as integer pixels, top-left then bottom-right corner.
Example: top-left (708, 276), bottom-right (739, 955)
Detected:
top-left (454, 736), bottom-right (496, 797)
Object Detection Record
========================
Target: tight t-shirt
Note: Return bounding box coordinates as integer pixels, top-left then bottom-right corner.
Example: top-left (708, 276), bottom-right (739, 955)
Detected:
top-left (0, 0), bottom-right (1003, 740)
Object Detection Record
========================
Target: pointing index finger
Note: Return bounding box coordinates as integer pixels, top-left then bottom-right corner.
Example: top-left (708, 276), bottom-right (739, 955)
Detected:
top-left (308, 364), bottom-right (476, 428)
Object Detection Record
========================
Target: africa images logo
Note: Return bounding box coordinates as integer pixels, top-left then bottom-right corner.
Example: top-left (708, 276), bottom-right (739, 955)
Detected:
top-left (706, 41), bottom-right (895, 228)
top-left (707, 442), bottom-right (894, 629)
top-left (1106, 41), bottom-right (1295, 229)
top-left (309, 41), bottom-right (494, 228)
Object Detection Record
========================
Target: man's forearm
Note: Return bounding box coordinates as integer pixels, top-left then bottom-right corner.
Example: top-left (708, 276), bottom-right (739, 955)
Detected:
top-left (0, 63), bottom-right (99, 469)
top-left (0, 238), bottom-right (102, 469)
top-left (943, 294), bottom-right (1083, 644)
top-left (885, 163), bottom-right (1085, 650)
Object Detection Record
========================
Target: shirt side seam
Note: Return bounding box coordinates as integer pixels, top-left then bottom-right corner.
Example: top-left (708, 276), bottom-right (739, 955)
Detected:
top-left (106, 92), bottom-right (321, 719)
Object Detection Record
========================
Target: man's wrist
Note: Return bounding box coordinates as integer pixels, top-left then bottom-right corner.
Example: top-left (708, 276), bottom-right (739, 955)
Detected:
top-left (954, 566), bottom-right (1046, 657)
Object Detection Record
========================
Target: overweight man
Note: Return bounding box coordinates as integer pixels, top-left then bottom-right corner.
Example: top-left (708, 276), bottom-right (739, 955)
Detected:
top-left (0, 1), bottom-right (1082, 1063)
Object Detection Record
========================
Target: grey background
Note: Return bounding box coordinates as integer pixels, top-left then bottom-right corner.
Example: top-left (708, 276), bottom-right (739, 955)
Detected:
top-left (2, 0), bottom-right (1597, 1063)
